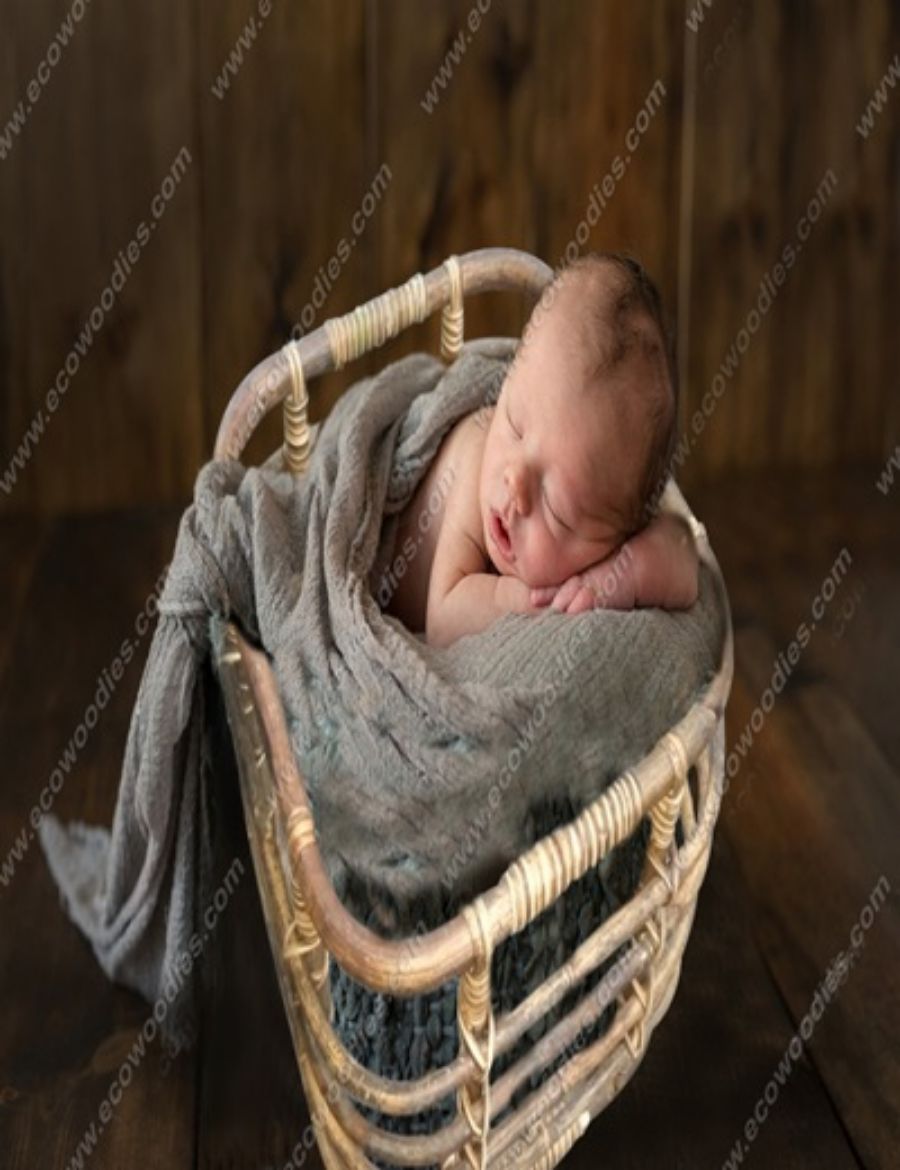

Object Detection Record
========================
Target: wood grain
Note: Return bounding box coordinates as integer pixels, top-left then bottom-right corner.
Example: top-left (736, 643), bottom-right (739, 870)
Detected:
top-left (722, 641), bottom-right (900, 1169)
top-left (0, 0), bottom-right (204, 514)
top-left (374, 0), bottom-right (538, 362)
top-left (196, 0), bottom-right (373, 466)
top-left (1, 469), bottom-right (895, 1167)
top-left (569, 832), bottom-right (860, 1170)
top-left (682, 0), bottom-right (900, 483)
top-left (692, 467), bottom-right (900, 1170)
top-left (2, 1), bottom-right (897, 517)
top-left (0, 518), bottom-right (51, 686)
top-left (533, 1), bottom-right (684, 313)
top-left (0, 509), bottom-right (193, 1170)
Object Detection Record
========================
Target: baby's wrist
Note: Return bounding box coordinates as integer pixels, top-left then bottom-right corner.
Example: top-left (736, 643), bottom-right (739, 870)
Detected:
top-left (496, 573), bottom-right (532, 614)
top-left (585, 543), bottom-right (638, 609)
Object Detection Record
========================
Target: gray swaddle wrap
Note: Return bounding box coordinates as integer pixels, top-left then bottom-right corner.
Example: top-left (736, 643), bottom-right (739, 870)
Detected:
top-left (39, 337), bottom-right (725, 1049)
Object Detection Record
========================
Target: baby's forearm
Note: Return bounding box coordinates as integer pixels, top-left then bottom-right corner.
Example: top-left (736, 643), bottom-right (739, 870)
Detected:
top-left (576, 514), bottom-right (698, 612)
top-left (626, 513), bottom-right (699, 609)
top-left (426, 573), bottom-right (532, 647)
top-left (581, 542), bottom-right (638, 608)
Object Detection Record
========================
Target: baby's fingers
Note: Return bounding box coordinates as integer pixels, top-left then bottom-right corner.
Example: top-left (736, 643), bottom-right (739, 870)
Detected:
top-left (530, 586), bottom-right (556, 607)
top-left (550, 577), bottom-right (582, 611)
top-left (566, 585), bottom-right (597, 614)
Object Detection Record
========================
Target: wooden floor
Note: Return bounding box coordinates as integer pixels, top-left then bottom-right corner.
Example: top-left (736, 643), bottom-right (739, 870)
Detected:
top-left (0, 468), bottom-right (897, 1169)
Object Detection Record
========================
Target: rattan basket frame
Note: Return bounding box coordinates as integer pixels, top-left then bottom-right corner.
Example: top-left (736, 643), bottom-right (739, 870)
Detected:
top-left (212, 248), bottom-right (734, 1170)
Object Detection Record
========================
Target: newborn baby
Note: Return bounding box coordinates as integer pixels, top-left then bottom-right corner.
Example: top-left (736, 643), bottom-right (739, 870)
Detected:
top-left (382, 252), bottom-right (699, 647)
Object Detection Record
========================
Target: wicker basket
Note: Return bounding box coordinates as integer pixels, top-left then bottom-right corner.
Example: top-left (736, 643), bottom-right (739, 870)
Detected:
top-left (211, 248), bottom-right (734, 1169)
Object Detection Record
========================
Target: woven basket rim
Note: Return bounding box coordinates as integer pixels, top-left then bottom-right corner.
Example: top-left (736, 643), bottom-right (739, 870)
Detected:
top-left (213, 244), bottom-right (734, 992)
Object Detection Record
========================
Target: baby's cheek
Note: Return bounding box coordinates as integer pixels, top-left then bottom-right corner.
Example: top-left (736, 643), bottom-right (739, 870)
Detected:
top-left (548, 541), bottom-right (592, 588)
top-left (523, 534), bottom-right (563, 589)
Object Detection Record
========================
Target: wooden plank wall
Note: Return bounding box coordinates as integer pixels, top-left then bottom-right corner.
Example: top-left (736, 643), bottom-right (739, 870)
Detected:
top-left (1, 0), bottom-right (205, 514)
top-left (0, 0), bottom-right (896, 515)
top-left (684, 0), bottom-right (900, 478)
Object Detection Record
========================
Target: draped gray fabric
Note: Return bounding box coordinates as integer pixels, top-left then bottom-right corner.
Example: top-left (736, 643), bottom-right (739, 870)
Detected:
top-left (39, 337), bottom-right (725, 1047)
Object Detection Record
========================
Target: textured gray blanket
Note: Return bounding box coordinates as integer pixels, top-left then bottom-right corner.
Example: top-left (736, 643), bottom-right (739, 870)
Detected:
top-left (39, 337), bottom-right (725, 1049)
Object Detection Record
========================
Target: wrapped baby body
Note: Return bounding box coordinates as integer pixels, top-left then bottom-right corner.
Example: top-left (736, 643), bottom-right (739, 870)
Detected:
top-left (381, 254), bottom-right (699, 648)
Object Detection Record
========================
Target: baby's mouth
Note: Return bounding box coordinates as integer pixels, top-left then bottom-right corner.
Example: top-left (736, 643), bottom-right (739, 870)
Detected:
top-left (490, 510), bottom-right (514, 560)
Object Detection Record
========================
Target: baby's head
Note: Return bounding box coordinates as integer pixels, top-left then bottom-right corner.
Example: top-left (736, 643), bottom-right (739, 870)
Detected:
top-left (479, 252), bottom-right (678, 587)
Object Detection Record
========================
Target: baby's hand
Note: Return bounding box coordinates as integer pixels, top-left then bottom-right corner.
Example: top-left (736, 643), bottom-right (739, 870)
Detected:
top-left (530, 543), bottom-right (638, 614)
top-left (499, 573), bottom-right (551, 616)
top-left (530, 512), bottom-right (700, 614)
top-left (531, 577), bottom-right (589, 614)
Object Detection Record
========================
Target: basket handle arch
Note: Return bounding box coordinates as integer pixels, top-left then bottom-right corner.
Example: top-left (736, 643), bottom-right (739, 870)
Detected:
top-left (213, 247), bottom-right (554, 466)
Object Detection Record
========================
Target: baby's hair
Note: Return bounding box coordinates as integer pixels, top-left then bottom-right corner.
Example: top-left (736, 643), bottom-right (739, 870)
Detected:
top-left (544, 251), bottom-right (679, 533)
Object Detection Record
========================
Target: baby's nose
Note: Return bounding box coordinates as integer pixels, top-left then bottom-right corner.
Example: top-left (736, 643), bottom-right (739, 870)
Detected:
top-left (505, 465), bottom-right (531, 514)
